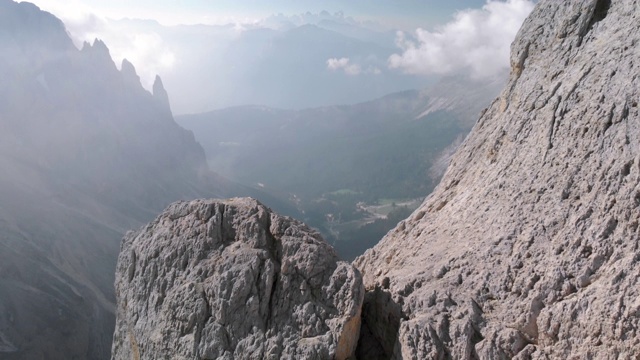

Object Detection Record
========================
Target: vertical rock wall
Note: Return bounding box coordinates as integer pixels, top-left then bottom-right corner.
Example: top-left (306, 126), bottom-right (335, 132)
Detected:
top-left (356, 1), bottom-right (640, 358)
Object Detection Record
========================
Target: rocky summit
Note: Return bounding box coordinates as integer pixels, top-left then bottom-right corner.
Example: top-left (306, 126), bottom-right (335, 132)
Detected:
top-left (111, 198), bottom-right (363, 359)
top-left (355, 0), bottom-right (640, 359)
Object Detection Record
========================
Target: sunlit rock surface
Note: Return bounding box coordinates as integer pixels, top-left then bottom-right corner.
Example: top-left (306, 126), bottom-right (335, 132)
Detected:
top-left (356, 0), bottom-right (640, 358)
top-left (112, 198), bottom-right (363, 360)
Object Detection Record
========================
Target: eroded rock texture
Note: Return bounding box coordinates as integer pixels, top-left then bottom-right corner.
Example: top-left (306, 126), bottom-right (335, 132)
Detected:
top-left (356, 0), bottom-right (640, 359)
top-left (112, 198), bottom-right (363, 360)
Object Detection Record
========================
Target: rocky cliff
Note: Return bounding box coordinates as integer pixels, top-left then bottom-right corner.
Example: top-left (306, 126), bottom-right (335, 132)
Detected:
top-left (355, 0), bottom-right (640, 358)
top-left (112, 198), bottom-right (363, 359)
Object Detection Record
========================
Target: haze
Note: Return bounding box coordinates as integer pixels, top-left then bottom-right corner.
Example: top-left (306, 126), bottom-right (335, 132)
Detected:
top-left (22, 0), bottom-right (535, 113)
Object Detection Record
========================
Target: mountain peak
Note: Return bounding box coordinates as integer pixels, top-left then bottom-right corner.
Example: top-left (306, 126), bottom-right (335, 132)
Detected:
top-left (152, 75), bottom-right (171, 112)
top-left (78, 38), bottom-right (118, 78)
top-left (120, 58), bottom-right (137, 77)
top-left (120, 58), bottom-right (144, 90)
top-left (81, 38), bottom-right (110, 54)
top-left (0, 0), bottom-right (74, 51)
top-left (80, 39), bottom-right (115, 66)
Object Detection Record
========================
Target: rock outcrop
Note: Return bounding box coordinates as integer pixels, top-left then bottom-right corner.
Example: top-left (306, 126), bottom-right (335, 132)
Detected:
top-left (112, 198), bottom-right (363, 360)
top-left (356, 0), bottom-right (640, 359)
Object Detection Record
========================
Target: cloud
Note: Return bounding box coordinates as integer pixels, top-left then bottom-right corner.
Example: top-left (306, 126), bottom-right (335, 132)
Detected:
top-left (327, 58), bottom-right (382, 76)
top-left (327, 57), bottom-right (362, 76)
top-left (110, 31), bottom-right (176, 88)
top-left (388, 0), bottom-right (535, 78)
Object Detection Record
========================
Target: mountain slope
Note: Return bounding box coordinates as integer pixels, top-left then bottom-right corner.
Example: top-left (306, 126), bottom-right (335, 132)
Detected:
top-left (355, 0), bottom-right (640, 358)
top-left (178, 76), bottom-right (503, 198)
top-left (0, 1), bottom-right (267, 358)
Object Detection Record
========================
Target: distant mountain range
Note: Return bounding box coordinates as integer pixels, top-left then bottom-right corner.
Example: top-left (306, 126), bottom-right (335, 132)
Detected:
top-left (177, 75), bottom-right (505, 259)
top-left (83, 17), bottom-right (433, 114)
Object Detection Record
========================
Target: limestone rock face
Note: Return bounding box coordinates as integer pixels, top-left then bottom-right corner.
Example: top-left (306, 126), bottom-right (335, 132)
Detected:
top-left (356, 0), bottom-right (640, 359)
top-left (112, 198), bottom-right (363, 360)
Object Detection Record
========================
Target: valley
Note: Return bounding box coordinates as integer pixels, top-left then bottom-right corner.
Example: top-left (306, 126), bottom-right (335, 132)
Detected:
top-left (177, 76), bottom-right (503, 259)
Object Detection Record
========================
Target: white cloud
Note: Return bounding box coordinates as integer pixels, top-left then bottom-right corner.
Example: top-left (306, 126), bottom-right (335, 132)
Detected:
top-left (388, 0), bottom-right (535, 78)
top-left (327, 57), bottom-right (348, 70)
top-left (327, 57), bottom-right (362, 76)
top-left (119, 32), bottom-right (176, 87)
top-left (326, 58), bottom-right (383, 76)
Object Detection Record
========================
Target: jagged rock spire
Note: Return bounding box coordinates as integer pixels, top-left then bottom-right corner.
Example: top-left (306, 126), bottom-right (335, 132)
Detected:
top-left (152, 74), bottom-right (171, 112)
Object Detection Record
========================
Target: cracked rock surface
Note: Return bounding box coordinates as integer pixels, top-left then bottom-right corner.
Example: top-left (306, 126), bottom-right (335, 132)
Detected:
top-left (111, 198), bottom-right (363, 360)
top-left (356, 0), bottom-right (640, 359)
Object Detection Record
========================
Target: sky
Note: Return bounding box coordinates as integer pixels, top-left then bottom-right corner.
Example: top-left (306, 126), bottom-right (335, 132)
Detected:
top-left (23, 0), bottom-right (492, 29)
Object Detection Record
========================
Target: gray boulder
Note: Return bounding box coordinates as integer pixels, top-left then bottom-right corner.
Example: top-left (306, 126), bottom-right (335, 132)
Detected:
top-left (356, 0), bottom-right (640, 358)
top-left (112, 198), bottom-right (363, 360)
